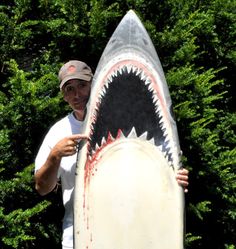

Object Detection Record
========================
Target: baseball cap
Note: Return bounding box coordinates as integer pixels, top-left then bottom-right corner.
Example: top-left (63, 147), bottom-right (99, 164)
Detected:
top-left (58, 60), bottom-right (93, 89)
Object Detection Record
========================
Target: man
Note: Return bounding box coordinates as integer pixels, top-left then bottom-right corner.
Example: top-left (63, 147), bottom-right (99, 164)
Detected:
top-left (35, 60), bottom-right (189, 249)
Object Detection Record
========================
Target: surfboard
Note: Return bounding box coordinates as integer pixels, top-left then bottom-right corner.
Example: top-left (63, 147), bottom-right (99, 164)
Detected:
top-left (74, 10), bottom-right (185, 249)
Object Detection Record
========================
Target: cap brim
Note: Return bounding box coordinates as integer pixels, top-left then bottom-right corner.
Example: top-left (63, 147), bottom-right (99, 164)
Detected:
top-left (60, 74), bottom-right (92, 89)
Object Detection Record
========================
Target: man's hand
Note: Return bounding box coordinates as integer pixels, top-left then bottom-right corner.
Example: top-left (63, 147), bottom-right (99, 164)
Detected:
top-left (51, 134), bottom-right (88, 158)
top-left (35, 134), bottom-right (88, 196)
top-left (176, 168), bottom-right (189, 193)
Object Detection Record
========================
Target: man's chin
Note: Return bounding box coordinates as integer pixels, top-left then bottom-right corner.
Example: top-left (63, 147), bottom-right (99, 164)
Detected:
top-left (73, 103), bottom-right (86, 110)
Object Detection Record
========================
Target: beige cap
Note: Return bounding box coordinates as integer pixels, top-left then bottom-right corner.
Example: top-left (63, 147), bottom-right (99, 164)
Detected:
top-left (58, 60), bottom-right (93, 89)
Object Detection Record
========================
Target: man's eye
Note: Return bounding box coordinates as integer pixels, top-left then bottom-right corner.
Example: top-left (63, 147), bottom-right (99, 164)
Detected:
top-left (66, 86), bottom-right (74, 92)
top-left (78, 83), bottom-right (86, 88)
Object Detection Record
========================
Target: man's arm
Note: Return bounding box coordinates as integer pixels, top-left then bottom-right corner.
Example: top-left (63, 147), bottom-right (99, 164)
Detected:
top-left (35, 134), bottom-right (88, 196)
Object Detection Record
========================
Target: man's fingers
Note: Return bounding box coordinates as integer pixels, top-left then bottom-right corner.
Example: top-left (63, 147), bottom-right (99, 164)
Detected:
top-left (70, 134), bottom-right (88, 141)
top-left (177, 179), bottom-right (189, 186)
top-left (176, 168), bottom-right (189, 193)
top-left (178, 168), bottom-right (189, 175)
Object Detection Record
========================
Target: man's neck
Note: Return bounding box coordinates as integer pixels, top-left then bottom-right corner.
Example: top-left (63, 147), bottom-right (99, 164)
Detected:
top-left (73, 109), bottom-right (86, 121)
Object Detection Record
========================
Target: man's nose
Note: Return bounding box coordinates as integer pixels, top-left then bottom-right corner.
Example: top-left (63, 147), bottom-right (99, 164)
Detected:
top-left (74, 87), bottom-right (81, 97)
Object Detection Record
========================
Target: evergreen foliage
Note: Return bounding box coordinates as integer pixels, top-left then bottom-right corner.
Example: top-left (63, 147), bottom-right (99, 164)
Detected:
top-left (0, 0), bottom-right (235, 248)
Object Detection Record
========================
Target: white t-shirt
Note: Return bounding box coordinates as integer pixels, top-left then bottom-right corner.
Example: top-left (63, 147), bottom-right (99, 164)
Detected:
top-left (35, 112), bottom-right (84, 248)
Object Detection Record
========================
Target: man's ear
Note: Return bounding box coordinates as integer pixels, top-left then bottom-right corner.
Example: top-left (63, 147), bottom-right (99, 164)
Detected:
top-left (64, 96), bottom-right (68, 102)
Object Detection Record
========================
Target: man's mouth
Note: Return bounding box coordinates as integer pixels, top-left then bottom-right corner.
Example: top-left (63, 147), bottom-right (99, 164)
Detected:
top-left (74, 98), bottom-right (88, 105)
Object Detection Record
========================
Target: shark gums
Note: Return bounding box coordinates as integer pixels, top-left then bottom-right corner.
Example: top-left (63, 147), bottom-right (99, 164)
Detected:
top-left (74, 10), bottom-right (185, 249)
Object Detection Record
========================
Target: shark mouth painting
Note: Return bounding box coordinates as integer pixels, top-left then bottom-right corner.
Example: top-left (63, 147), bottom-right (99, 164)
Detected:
top-left (88, 62), bottom-right (174, 163)
top-left (74, 10), bottom-right (184, 249)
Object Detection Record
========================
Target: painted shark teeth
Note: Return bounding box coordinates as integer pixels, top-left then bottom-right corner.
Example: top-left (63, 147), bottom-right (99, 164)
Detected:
top-left (126, 65), bottom-right (132, 74)
top-left (89, 127), bottom-right (156, 157)
top-left (139, 131), bottom-right (148, 140)
top-left (89, 63), bottom-right (175, 166)
top-left (127, 127), bottom-right (138, 138)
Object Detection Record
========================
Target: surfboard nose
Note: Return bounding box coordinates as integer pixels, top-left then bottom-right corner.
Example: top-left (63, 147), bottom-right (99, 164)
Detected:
top-left (100, 11), bottom-right (157, 63)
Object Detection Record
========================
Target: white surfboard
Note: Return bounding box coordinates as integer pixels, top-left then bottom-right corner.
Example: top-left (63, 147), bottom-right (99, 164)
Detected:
top-left (74, 10), bottom-right (185, 249)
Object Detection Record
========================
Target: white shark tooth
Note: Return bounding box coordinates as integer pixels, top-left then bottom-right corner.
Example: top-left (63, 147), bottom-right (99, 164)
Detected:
top-left (139, 131), bottom-right (148, 140)
top-left (105, 78), bottom-right (110, 84)
top-left (164, 152), bottom-right (169, 158)
top-left (107, 76), bottom-right (112, 84)
top-left (153, 100), bottom-right (158, 107)
top-left (95, 144), bottom-right (100, 150)
top-left (99, 93), bottom-right (104, 99)
top-left (163, 129), bottom-right (169, 138)
top-left (159, 123), bottom-right (165, 131)
top-left (133, 65), bottom-right (138, 73)
top-left (126, 65), bottom-right (132, 73)
top-left (99, 95), bottom-right (104, 101)
top-left (94, 104), bottom-right (100, 112)
top-left (156, 111), bottom-right (163, 120)
top-left (144, 78), bottom-right (151, 85)
top-left (92, 149), bottom-right (96, 155)
top-left (148, 84), bottom-right (154, 91)
top-left (140, 71), bottom-right (146, 81)
top-left (161, 126), bottom-right (167, 133)
top-left (118, 129), bottom-right (126, 138)
top-left (112, 70), bottom-right (118, 77)
top-left (164, 135), bottom-right (170, 143)
top-left (169, 149), bottom-right (174, 158)
top-left (159, 122), bottom-right (164, 130)
top-left (107, 133), bottom-right (115, 142)
top-left (135, 68), bottom-right (141, 76)
top-left (152, 95), bottom-right (158, 103)
top-left (101, 87), bottom-right (106, 96)
top-left (118, 67), bottom-right (123, 75)
top-left (101, 137), bottom-right (106, 145)
top-left (92, 113), bottom-right (97, 121)
top-left (155, 108), bottom-right (161, 116)
top-left (106, 78), bottom-right (111, 87)
top-left (168, 154), bottom-right (174, 163)
top-left (92, 109), bottom-right (97, 115)
top-left (127, 127), bottom-right (138, 138)
top-left (155, 104), bottom-right (162, 113)
top-left (98, 96), bottom-right (102, 103)
top-left (90, 124), bottom-right (95, 132)
top-left (157, 145), bottom-right (163, 152)
top-left (164, 141), bottom-right (172, 151)
top-left (95, 100), bottom-right (100, 108)
top-left (133, 66), bottom-right (138, 75)
top-left (159, 116), bottom-right (165, 125)
top-left (161, 149), bottom-right (167, 157)
top-left (99, 94), bottom-right (103, 103)
top-left (149, 137), bottom-right (155, 145)
top-left (169, 162), bottom-right (174, 168)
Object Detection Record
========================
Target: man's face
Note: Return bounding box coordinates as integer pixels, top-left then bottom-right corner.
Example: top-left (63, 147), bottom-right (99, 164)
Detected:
top-left (63, 79), bottom-right (91, 111)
